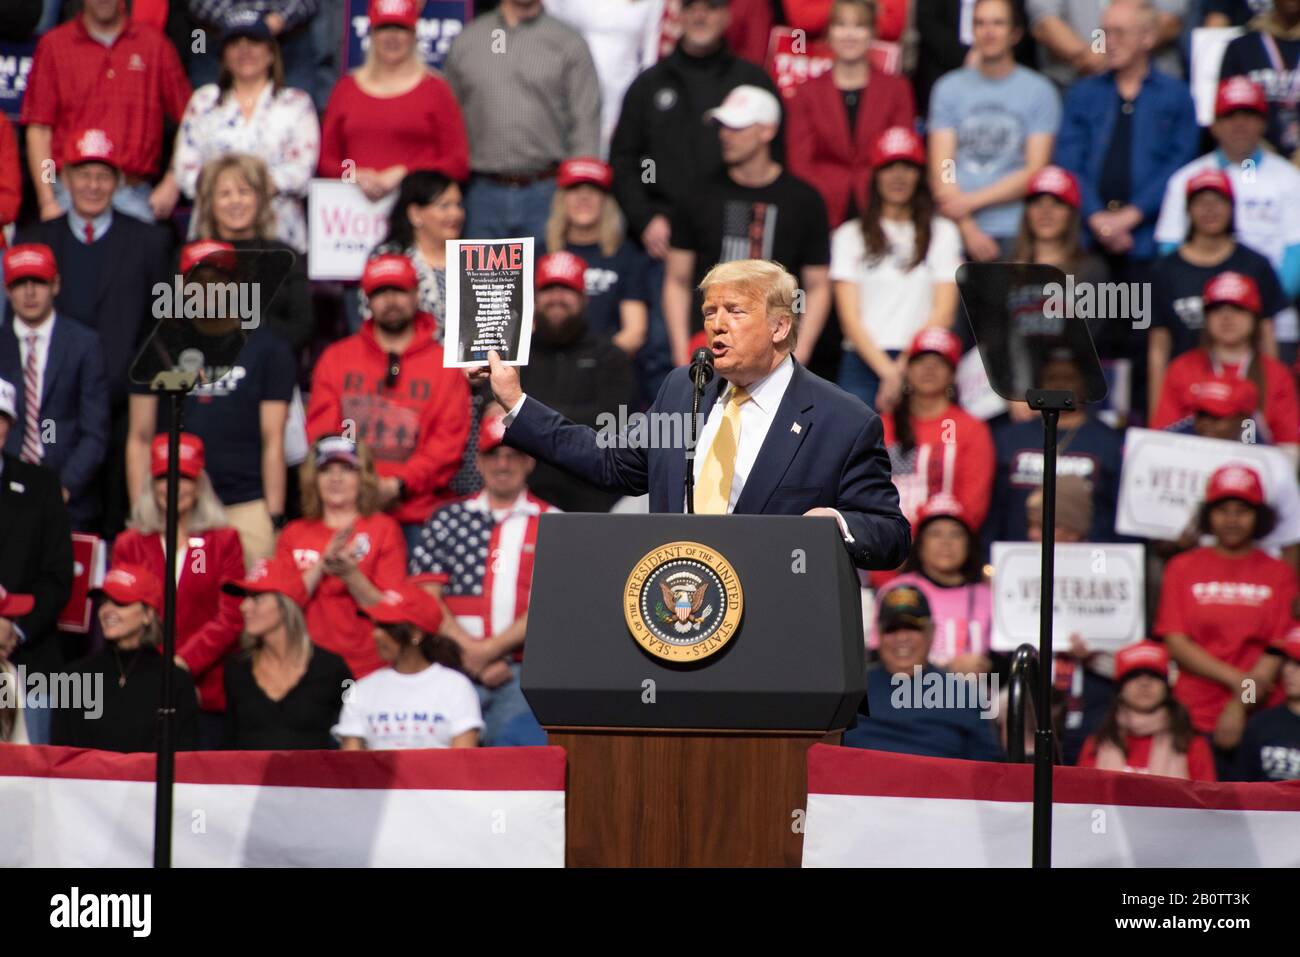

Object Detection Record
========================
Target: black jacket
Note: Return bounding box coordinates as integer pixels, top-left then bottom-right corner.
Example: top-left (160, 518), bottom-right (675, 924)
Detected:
top-left (1, 453), bottom-right (73, 674)
top-left (611, 42), bottom-right (782, 236)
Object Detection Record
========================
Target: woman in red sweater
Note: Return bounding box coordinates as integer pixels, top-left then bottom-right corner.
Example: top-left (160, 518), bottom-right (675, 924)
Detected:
top-left (275, 436), bottom-right (407, 679)
top-left (785, 0), bottom-right (915, 229)
top-left (318, 0), bottom-right (469, 196)
top-left (1078, 641), bottom-right (1217, 781)
top-left (112, 433), bottom-right (244, 748)
top-left (1153, 271), bottom-right (1299, 461)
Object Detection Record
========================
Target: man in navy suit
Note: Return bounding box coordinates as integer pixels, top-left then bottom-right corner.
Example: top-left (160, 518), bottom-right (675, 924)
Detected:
top-left (474, 258), bottom-right (910, 570)
top-left (1, 244), bottom-right (109, 532)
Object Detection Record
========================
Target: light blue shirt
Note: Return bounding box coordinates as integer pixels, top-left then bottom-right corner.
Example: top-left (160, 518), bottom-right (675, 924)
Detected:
top-left (67, 208), bottom-right (113, 244)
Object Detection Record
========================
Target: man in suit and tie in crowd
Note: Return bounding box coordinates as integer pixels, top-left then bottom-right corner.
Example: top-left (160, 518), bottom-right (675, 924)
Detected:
top-left (475, 258), bottom-right (911, 571)
top-left (1, 244), bottom-right (109, 532)
top-left (0, 375), bottom-right (74, 744)
top-left (15, 128), bottom-right (173, 536)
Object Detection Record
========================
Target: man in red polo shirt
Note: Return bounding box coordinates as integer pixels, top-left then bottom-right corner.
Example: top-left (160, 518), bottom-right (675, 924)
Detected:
top-left (22, 0), bottom-right (190, 224)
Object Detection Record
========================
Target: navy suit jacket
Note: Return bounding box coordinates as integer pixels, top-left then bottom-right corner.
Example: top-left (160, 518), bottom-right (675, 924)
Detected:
top-left (505, 359), bottom-right (911, 570)
top-left (0, 315), bottom-right (110, 528)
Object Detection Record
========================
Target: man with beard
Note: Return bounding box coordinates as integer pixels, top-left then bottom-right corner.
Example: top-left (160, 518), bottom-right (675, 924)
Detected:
top-left (518, 252), bottom-right (632, 512)
top-left (307, 254), bottom-right (470, 551)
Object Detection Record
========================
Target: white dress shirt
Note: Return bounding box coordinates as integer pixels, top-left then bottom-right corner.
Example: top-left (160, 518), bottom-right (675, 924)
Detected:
top-left (16, 313), bottom-right (56, 408)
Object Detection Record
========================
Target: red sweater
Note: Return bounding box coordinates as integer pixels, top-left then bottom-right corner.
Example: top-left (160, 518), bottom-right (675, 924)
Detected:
top-left (785, 68), bottom-right (915, 228)
top-left (881, 403), bottom-right (995, 530)
top-left (275, 513), bottom-right (407, 679)
top-left (111, 527), bottom-right (245, 713)
top-left (1077, 732), bottom-right (1218, 781)
top-left (0, 114), bottom-right (20, 237)
top-left (318, 74), bottom-right (470, 182)
top-left (306, 314), bottom-right (470, 526)
top-left (1153, 349), bottom-right (1299, 446)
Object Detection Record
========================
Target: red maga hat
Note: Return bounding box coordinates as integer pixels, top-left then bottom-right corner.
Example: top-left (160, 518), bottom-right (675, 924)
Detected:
top-left (478, 413), bottom-right (508, 453)
top-left (536, 251), bottom-right (587, 294)
top-left (180, 240), bottom-right (237, 276)
top-left (870, 126), bottom-right (926, 169)
top-left (1215, 77), bottom-right (1268, 118)
top-left (223, 558), bottom-right (309, 608)
top-left (1202, 271), bottom-right (1261, 315)
top-left (91, 564), bottom-right (164, 615)
top-left (3, 244), bottom-right (57, 286)
top-left (368, 0), bottom-right (418, 29)
top-left (64, 128), bottom-right (119, 169)
top-left (1027, 165), bottom-right (1081, 210)
top-left (1205, 463), bottom-right (1265, 508)
top-left (362, 254), bottom-right (418, 296)
top-left (1185, 168), bottom-right (1234, 202)
top-left (360, 585), bottom-right (444, 635)
top-left (1185, 376), bottom-right (1258, 419)
top-left (151, 432), bottom-right (205, 480)
top-left (915, 494), bottom-right (973, 533)
top-left (908, 326), bottom-right (962, 368)
top-left (557, 157), bottom-right (613, 191)
top-left (1114, 641), bottom-right (1170, 684)
top-left (0, 584), bottom-right (35, 618)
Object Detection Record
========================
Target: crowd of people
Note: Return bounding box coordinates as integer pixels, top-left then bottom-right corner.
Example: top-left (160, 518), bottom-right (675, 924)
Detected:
top-left (1, 0), bottom-right (1299, 788)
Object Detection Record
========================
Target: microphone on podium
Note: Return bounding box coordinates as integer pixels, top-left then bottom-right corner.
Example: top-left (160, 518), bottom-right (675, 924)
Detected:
top-left (685, 347), bottom-right (715, 514)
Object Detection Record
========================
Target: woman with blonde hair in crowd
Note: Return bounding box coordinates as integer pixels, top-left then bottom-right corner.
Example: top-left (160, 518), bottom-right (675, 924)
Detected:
top-left (0, 587), bottom-right (34, 744)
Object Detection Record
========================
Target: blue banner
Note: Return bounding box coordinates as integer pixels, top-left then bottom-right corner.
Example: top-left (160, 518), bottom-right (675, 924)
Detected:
top-left (0, 39), bottom-right (36, 121)
top-left (342, 0), bottom-right (472, 74)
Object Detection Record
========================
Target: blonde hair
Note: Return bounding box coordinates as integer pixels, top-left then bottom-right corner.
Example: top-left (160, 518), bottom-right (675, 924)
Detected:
top-left (698, 259), bottom-right (800, 352)
top-left (241, 593), bottom-right (314, 663)
top-left (192, 153), bottom-right (276, 241)
top-left (299, 439), bottom-right (382, 520)
top-left (545, 187), bottom-right (625, 257)
top-left (128, 470), bottom-right (229, 535)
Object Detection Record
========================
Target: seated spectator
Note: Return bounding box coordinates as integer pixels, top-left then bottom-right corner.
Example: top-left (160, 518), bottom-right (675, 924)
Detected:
top-left (665, 85), bottom-right (830, 368)
top-left (1218, 0), bottom-right (1300, 158)
top-left (1155, 77), bottom-right (1300, 362)
top-left (334, 585), bottom-right (482, 749)
top-left (1, 243), bottom-right (109, 532)
top-left (128, 241), bottom-right (295, 565)
top-left (114, 433), bottom-right (245, 748)
top-left (221, 558), bottom-right (353, 751)
top-left (52, 564), bottom-right (199, 752)
top-left (874, 496), bottom-right (993, 673)
top-left (276, 436), bottom-right (406, 679)
top-left (22, 0), bottom-right (190, 223)
top-left (844, 584), bottom-right (1004, 760)
top-left (1029, 0), bottom-right (1187, 87)
top-left (1236, 624), bottom-right (1300, 781)
top-left (518, 252), bottom-right (634, 513)
top-left (307, 254), bottom-right (470, 547)
top-left (445, 0), bottom-right (597, 246)
top-left (832, 128), bottom-right (961, 410)
top-left (1157, 463), bottom-right (1298, 778)
top-left (0, 587), bottom-right (33, 744)
top-left (410, 414), bottom-right (554, 746)
top-left (1077, 640), bottom-right (1218, 781)
top-left (928, 0), bottom-right (1060, 261)
top-left (0, 114), bottom-right (18, 243)
top-left (1163, 376), bottom-right (1261, 442)
top-left (880, 328), bottom-right (994, 530)
top-left (0, 374), bottom-right (73, 745)
top-left (172, 10), bottom-right (320, 254)
top-left (546, 158), bottom-right (651, 357)
top-left (186, 1), bottom-right (321, 96)
top-left (786, 0), bottom-right (916, 230)
top-left (987, 349), bottom-right (1124, 544)
top-left (1153, 272), bottom-right (1300, 460)
top-left (1148, 169), bottom-right (1286, 420)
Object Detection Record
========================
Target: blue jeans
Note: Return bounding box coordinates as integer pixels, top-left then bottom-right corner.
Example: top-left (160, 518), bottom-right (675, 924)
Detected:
top-left (54, 177), bottom-right (154, 224)
top-left (477, 660), bottom-right (543, 747)
top-left (462, 176), bottom-right (557, 250)
top-left (837, 348), bottom-right (901, 409)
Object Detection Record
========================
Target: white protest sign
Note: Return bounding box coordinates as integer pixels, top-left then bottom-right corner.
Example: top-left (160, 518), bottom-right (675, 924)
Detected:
top-left (1116, 428), bottom-right (1300, 548)
top-left (307, 179), bottom-right (396, 280)
top-left (1190, 27), bottom-right (1245, 127)
top-left (991, 542), bottom-right (1145, 653)
top-left (443, 237), bottom-right (534, 367)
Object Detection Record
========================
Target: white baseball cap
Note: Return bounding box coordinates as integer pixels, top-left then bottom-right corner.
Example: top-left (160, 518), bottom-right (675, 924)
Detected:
top-left (705, 84), bottom-right (782, 129)
top-left (0, 377), bottom-right (15, 422)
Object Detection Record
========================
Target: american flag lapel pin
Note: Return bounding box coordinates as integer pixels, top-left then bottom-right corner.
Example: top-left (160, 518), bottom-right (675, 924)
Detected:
top-left (790, 422), bottom-right (802, 434)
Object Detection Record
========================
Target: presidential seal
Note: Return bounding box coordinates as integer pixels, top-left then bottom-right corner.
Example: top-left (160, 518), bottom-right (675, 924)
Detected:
top-left (623, 541), bottom-right (743, 663)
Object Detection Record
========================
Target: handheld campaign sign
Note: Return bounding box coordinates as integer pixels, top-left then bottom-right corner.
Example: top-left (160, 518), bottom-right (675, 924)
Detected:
top-left (443, 237), bottom-right (534, 368)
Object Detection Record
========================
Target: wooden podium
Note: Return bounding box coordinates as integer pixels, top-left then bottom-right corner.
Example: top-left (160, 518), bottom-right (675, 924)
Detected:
top-left (522, 515), bottom-right (866, 869)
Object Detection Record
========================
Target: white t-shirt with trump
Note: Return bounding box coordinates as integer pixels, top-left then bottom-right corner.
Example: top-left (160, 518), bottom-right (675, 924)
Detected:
top-left (332, 663), bottom-right (484, 749)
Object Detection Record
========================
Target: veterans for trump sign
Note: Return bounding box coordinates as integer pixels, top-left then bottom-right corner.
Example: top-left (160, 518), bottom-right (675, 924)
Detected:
top-left (1116, 428), bottom-right (1300, 549)
top-left (307, 179), bottom-right (396, 281)
top-left (990, 542), bottom-right (1144, 653)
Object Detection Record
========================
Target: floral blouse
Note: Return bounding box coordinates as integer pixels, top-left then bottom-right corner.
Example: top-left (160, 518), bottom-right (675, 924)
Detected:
top-left (173, 82), bottom-right (320, 253)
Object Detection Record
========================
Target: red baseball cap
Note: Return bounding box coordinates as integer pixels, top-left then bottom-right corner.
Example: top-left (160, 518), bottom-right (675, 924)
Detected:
top-left (915, 494), bottom-right (973, 533)
top-left (870, 126), bottom-right (926, 169)
top-left (557, 157), bottom-right (613, 191)
top-left (0, 584), bottom-right (35, 618)
top-left (1185, 168), bottom-right (1234, 202)
top-left (478, 413), bottom-right (507, 454)
top-left (223, 558), bottom-right (309, 608)
top-left (536, 251), bottom-right (587, 294)
top-left (1114, 641), bottom-right (1170, 684)
top-left (1278, 623), bottom-right (1300, 664)
top-left (908, 326), bottom-right (962, 368)
top-left (1215, 77), bottom-right (1268, 118)
top-left (151, 432), bottom-right (205, 480)
top-left (91, 564), bottom-right (164, 615)
top-left (3, 244), bottom-right (58, 286)
top-left (361, 585), bottom-right (444, 635)
top-left (180, 240), bottom-right (237, 276)
top-left (1204, 463), bottom-right (1266, 507)
top-left (1185, 376), bottom-right (1258, 419)
top-left (1202, 271), bottom-right (1261, 316)
top-left (362, 254), bottom-right (418, 296)
top-left (368, 0), bottom-right (418, 29)
top-left (1026, 165), bottom-right (1081, 210)
top-left (64, 128), bottom-right (119, 169)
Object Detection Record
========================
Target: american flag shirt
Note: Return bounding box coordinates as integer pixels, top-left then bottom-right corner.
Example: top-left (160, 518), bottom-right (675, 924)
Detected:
top-left (408, 489), bottom-right (559, 660)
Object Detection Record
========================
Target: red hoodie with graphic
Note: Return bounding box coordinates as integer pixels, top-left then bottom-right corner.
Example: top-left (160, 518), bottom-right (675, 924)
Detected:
top-left (307, 314), bottom-right (470, 526)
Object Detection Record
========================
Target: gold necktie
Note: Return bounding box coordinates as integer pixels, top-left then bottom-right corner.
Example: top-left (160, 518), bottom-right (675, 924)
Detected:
top-left (695, 386), bottom-right (750, 514)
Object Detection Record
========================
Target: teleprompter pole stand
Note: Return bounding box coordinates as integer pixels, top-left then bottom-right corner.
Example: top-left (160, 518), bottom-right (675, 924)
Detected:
top-left (1024, 387), bottom-right (1075, 869)
top-left (150, 370), bottom-right (198, 869)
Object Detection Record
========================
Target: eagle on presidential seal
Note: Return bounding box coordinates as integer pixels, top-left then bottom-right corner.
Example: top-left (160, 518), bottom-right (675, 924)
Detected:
top-left (656, 575), bottom-right (712, 634)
